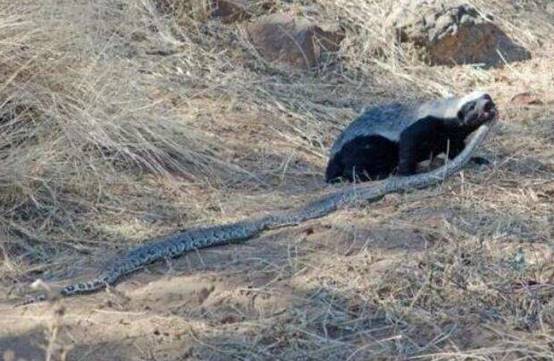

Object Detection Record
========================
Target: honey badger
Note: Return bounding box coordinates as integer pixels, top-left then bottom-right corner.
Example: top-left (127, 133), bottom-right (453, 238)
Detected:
top-left (326, 91), bottom-right (497, 182)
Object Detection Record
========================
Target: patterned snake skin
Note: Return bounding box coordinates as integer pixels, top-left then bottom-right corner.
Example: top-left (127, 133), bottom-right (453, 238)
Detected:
top-left (19, 122), bottom-right (495, 305)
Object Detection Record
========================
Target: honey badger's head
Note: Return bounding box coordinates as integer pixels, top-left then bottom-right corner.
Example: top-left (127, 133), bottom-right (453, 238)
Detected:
top-left (456, 92), bottom-right (497, 128)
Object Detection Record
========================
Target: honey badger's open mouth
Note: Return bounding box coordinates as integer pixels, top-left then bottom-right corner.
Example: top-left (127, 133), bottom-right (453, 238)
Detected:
top-left (473, 97), bottom-right (497, 124)
top-left (480, 98), bottom-right (497, 121)
top-left (465, 107), bottom-right (497, 127)
top-left (480, 107), bottom-right (497, 122)
top-left (479, 111), bottom-right (492, 121)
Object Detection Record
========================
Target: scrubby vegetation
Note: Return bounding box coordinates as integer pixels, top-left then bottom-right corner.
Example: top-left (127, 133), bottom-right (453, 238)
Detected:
top-left (0, 1), bottom-right (552, 360)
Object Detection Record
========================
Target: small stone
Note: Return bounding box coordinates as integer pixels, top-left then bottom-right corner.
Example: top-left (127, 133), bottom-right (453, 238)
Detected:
top-left (211, 0), bottom-right (251, 23)
top-left (246, 13), bottom-right (344, 70)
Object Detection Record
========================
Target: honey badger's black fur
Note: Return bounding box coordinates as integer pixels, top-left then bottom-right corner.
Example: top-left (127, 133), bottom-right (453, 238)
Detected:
top-left (326, 92), bottom-right (497, 183)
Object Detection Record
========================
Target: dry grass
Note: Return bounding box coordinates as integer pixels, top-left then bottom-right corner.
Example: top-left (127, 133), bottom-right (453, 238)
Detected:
top-left (0, 0), bottom-right (552, 360)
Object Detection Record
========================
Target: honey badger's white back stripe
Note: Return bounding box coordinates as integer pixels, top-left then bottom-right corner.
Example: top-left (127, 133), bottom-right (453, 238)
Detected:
top-left (415, 91), bottom-right (488, 121)
top-left (329, 91), bottom-right (489, 156)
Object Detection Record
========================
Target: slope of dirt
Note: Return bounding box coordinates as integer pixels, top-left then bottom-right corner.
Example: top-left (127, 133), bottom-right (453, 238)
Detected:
top-left (0, 1), bottom-right (553, 360)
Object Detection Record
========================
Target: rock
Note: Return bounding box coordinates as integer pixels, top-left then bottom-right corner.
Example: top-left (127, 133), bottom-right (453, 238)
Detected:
top-left (211, 0), bottom-right (251, 23)
top-left (246, 13), bottom-right (344, 70)
top-left (387, 0), bottom-right (531, 67)
top-left (211, 0), bottom-right (273, 23)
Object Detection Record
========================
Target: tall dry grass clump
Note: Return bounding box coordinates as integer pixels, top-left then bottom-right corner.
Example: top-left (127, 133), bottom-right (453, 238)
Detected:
top-left (0, 1), bottom-right (246, 275)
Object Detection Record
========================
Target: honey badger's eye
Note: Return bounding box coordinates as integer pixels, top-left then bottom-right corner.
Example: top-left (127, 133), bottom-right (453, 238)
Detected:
top-left (463, 101), bottom-right (476, 113)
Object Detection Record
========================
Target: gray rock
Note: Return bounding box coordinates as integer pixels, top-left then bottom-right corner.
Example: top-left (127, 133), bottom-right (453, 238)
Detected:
top-left (387, 0), bottom-right (531, 67)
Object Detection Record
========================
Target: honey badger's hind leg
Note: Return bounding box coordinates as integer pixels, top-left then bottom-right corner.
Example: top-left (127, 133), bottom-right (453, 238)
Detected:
top-left (325, 135), bottom-right (399, 183)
